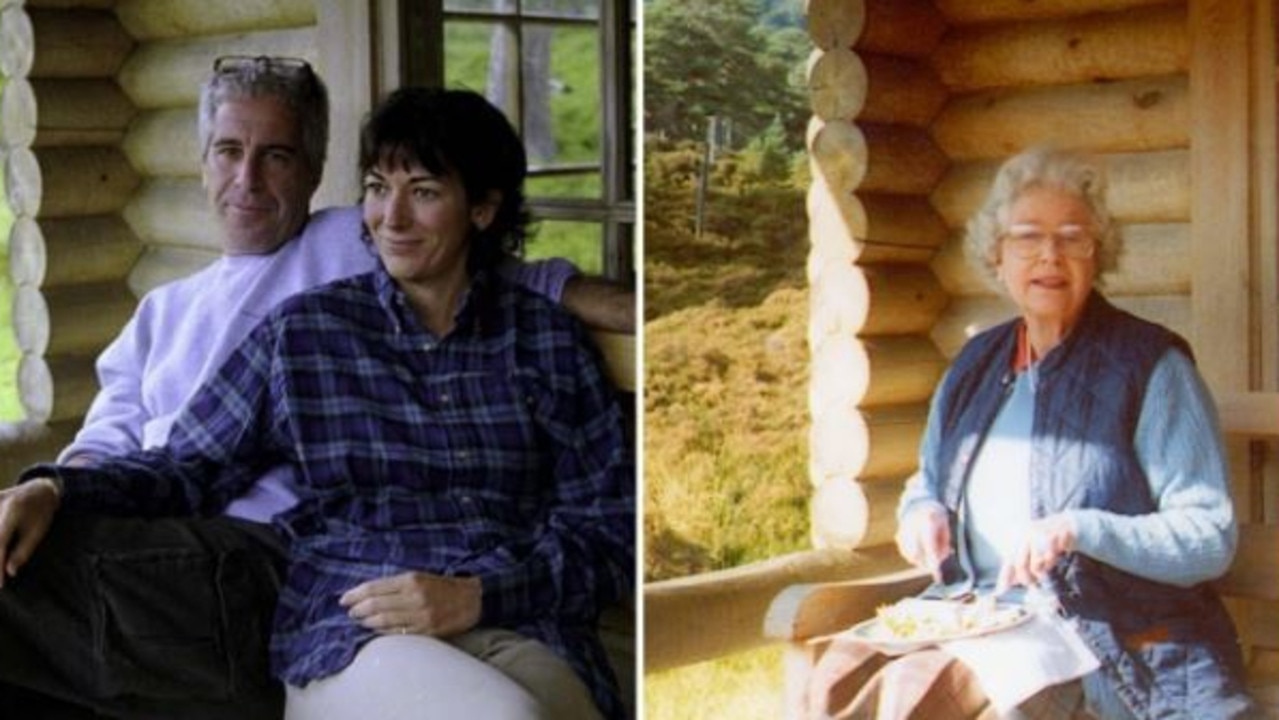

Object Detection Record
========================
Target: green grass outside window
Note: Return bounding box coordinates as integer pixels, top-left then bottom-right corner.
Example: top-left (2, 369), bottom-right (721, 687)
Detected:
top-left (444, 22), bottom-right (606, 273)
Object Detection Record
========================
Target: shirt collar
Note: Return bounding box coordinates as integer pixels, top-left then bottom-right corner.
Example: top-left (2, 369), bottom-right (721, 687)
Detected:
top-left (1013, 320), bottom-right (1035, 373)
top-left (372, 262), bottom-right (499, 339)
top-left (1011, 291), bottom-right (1111, 374)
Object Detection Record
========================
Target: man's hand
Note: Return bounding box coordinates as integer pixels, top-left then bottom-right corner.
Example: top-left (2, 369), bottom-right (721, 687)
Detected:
top-left (895, 502), bottom-right (951, 582)
top-left (0, 478), bottom-right (61, 587)
top-left (562, 276), bottom-right (635, 334)
top-left (339, 572), bottom-right (482, 638)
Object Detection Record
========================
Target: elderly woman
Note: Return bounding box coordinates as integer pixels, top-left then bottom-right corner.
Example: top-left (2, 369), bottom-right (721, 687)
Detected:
top-left (807, 147), bottom-right (1257, 719)
top-left (4, 87), bottom-right (633, 720)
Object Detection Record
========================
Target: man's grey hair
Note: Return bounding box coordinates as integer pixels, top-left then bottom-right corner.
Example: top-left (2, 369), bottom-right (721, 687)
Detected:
top-left (197, 57), bottom-right (329, 182)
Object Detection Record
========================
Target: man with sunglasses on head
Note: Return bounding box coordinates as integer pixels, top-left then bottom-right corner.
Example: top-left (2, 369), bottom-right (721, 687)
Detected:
top-left (0, 56), bottom-right (630, 719)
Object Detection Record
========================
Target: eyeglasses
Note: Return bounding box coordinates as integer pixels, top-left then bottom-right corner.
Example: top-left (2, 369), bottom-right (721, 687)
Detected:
top-left (213, 55), bottom-right (314, 79)
top-left (1000, 225), bottom-right (1096, 260)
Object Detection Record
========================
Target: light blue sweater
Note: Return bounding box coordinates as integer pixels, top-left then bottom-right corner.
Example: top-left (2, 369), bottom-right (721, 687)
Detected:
top-left (900, 350), bottom-right (1236, 588)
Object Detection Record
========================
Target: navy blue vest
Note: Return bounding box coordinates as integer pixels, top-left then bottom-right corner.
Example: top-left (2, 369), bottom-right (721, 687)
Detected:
top-left (928, 293), bottom-right (1256, 718)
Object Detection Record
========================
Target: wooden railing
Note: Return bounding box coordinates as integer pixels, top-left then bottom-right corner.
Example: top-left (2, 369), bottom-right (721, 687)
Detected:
top-left (591, 329), bottom-right (636, 394)
top-left (644, 391), bottom-right (1279, 712)
top-left (644, 544), bottom-right (909, 672)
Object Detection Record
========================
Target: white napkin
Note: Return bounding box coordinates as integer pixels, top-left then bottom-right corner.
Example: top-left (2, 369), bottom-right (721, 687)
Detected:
top-left (941, 611), bottom-right (1100, 713)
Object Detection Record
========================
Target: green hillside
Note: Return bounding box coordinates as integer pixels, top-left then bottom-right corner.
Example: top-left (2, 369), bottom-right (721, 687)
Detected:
top-left (643, 153), bottom-right (810, 718)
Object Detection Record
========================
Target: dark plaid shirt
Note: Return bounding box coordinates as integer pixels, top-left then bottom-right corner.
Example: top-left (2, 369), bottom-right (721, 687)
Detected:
top-left (30, 267), bottom-right (634, 718)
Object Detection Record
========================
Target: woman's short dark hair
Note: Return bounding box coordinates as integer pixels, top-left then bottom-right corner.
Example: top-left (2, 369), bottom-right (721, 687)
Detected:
top-left (359, 87), bottom-right (531, 274)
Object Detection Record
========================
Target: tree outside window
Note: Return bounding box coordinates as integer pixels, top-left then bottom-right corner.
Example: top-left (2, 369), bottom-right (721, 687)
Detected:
top-left (406, 0), bottom-right (636, 282)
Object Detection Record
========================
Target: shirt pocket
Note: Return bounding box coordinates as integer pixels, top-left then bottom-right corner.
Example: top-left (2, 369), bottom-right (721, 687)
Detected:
top-left (412, 370), bottom-right (550, 496)
top-left (88, 544), bottom-right (274, 701)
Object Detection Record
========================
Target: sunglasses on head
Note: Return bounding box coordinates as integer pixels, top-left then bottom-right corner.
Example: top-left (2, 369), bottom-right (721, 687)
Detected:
top-left (213, 55), bottom-right (314, 78)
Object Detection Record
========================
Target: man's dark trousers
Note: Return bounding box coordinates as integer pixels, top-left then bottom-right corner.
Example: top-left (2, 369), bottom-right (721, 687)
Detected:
top-left (0, 513), bottom-right (287, 719)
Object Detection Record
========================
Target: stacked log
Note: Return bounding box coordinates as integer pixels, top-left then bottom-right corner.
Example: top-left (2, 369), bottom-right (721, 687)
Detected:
top-left (0, 4), bottom-right (34, 80)
top-left (37, 147), bottom-right (140, 218)
top-left (8, 216), bottom-right (44, 287)
top-left (931, 4), bottom-right (1186, 92)
top-left (40, 215), bottom-right (140, 287)
top-left (2, 2), bottom-right (47, 426)
top-left (122, 178), bottom-right (219, 252)
top-left (933, 0), bottom-right (1171, 25)
top-left (3, 145), bottom-right (39, 217)
top-left (117, 28), bottom-right (316, 108)
top-left (32, 79), bottom-right (134, 147)
top-left (113, 0), bottom-right (314, 41)
top-left (43, 282), bottom-right (138, 357)
top-left (931, 76), bottom-right (1189, 161)
top-left (8, 5), bottom-right (140, 431)
top-left (122, 108), bottom-right (199, 175)
top-left (28, 8), bottom-right (133, 77)
top-left (805, 0), bottom-right (950, 550)
top-left (0, 75), bottom-right (35, 148)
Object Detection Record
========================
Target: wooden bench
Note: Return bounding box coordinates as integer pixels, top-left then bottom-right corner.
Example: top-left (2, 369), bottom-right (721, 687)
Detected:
top-left (764, 390), bottom-right (1279, 718)
top-left (1212, 391), bottom-right (1279, 714)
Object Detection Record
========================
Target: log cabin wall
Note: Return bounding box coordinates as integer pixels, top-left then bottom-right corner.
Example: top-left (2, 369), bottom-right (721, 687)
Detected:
top-left (1, 1), bottom-right (43, 440)
top-left (805, 0), bottom-right (1221, 549)
top-left (805, 0), bottom-right (951, 550)
top-left (12, 0), bottom-right (139, 463)
top-left (0, 0), bottom-right (353, 475)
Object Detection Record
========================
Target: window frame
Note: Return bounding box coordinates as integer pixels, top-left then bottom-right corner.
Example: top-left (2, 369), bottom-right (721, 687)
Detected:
top-left (397, 0), bottom-right (636, 283)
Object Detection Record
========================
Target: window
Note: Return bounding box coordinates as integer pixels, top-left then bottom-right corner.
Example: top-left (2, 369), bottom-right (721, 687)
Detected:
top-left (400, 0), bottom-right (636, 283)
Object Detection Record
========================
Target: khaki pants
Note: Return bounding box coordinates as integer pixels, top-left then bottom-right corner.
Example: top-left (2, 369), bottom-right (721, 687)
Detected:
top-left (285, 628), bottom-right (602, 720)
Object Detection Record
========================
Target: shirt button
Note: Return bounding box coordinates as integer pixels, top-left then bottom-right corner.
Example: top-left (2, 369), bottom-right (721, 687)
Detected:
top-left (461, 496), bottom-right (474, 504)
top-left (457, 450), bottom-right (470, 460)
top-left (422, 342), bottom-right (435, 351)
top-left (439, 393), bottom-right (450, 404)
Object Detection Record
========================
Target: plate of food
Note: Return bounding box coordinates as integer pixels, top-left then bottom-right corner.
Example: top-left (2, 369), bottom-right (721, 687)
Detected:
top-left (838, 596), bottom-right (1033, 655)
